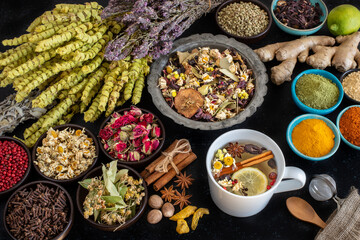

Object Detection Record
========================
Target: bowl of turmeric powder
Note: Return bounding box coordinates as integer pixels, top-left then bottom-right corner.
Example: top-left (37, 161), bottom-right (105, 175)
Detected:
top-left (286, 114), bottom-right (340, 161)
top-left (336, 105), bottom-right (360, 150)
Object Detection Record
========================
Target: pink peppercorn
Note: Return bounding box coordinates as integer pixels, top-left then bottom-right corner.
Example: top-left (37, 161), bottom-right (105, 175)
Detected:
top-left (0, 140), bottom-right (28, 192)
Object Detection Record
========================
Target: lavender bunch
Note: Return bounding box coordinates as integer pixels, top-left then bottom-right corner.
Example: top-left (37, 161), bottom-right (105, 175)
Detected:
top-left (102, 0), bottom-right (227, 61)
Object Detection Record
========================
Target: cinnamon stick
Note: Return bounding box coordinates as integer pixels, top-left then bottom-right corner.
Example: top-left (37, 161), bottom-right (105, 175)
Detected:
top-left (141, 140), bottom-right (179, 178)
top-left (144, 152), bottom-right (191, 185)
top-left (218, 151), bottom-right (274, 177)
top-left (153, 152), bottom-right (197, 191)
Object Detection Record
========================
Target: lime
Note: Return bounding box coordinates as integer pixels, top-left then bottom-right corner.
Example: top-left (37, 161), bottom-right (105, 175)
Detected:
top-left (327, 4), bottom-right (360, 36)
top-left (231, 167), bottom-right (268, 196)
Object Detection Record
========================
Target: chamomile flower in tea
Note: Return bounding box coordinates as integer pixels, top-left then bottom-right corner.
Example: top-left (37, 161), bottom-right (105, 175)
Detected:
top-left (211, 142), bottom-right (277, 196)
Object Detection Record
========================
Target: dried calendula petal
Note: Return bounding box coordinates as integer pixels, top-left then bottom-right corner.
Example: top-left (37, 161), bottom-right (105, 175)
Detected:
top-left (75, 129), bottom-right (82, 136)
top-left (176, 219), bottom-right (190, 234)
top-left (191, 208), bottom-right (209, 230)
top-left (174, 89), bottom-right (204, 118)
top-left (170, 206), bottom-right (197, 221)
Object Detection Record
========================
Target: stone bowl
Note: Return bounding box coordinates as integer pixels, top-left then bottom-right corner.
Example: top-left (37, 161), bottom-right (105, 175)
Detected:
top-left (147, 34), bottom-right (268, 130)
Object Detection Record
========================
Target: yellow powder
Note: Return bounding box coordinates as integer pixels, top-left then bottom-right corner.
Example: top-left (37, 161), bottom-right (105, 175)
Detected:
top-left (292, 119), bottom-right (335, 157)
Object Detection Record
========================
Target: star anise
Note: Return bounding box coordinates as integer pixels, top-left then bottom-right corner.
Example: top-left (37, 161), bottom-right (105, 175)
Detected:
top-left (174, 171), bottom-right (194, 190)
top-left (160, 185), bottom-right (176, 202)
top-left (226, 142), bottom-right (244, 158)
top-left (173, 189), bottom-right (191, 210)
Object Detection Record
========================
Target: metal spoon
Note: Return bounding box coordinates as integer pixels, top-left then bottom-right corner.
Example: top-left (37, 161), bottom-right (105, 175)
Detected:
top-left (286, 197), bottom-right (327, 229)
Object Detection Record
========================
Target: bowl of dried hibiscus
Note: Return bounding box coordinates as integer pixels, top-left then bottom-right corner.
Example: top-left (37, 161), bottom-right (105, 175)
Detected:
top-left (147, 33), bottom-right (268, 130)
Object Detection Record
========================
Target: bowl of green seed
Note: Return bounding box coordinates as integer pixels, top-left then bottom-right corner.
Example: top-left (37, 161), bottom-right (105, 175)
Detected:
top-left (216, 0), bottom-right (272, 43)
top-left (291, 69), bottom-right (344, 115)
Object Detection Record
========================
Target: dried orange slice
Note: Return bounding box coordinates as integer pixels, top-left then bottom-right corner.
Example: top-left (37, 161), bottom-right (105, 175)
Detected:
top-left (174, 89), bottom-right (204, 118)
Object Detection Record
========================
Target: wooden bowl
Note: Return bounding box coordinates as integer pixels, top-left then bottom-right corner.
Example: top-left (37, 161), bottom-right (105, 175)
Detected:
top-left (215, 0), bottom-right (272, 44)
top-left (98, 107), bottom-right (165, 168)
top-left (32, 124), bottom-right (99, 184)
top-left (76, 163), bottom-right (148, 231)
top-left (3, 180), bottom-right (74, 240)
top-left (0, 136), bottom-right (31, 197)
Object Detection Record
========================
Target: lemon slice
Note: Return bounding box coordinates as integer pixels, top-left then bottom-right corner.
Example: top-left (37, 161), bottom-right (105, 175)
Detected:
top-left (231, 167), bottom-right (268, 196)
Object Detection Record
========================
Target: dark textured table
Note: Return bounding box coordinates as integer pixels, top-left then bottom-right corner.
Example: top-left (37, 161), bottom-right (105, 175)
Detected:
top-left (0, 0), bottom-right (359, 239)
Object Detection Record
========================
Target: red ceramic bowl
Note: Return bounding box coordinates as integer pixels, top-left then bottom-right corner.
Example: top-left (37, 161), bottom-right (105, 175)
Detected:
top-left (98, 107), bottom-right (165, 168)
top-left (3, 180), bottom-right (74, 240)
top-left (32, 124), bottom-right (99, 184)
top-left (76, 163), bottom-right (148, 231)
top-left (0, 136), bottom-right (31, 197)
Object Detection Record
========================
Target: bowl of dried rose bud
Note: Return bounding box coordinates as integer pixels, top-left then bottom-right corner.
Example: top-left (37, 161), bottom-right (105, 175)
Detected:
top-left (271, 0), bottom-right (328, 35)
top-left (4, 180), bottom-right (74, 240)
top-left (0, 136), bottom-right (31, 196)
top-left (98, 106), bottom-right (165, 167)
top-left (32, 124), bottom-right (99, 184)
top-left (76, 161), bottom-right (148, 231)
top-left (148, 33), bottom-right (268, 130)
top-left (215, 0), bottom-right (272, 43)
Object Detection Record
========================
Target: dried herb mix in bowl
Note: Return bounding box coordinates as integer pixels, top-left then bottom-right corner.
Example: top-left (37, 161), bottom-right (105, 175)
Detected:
top-left (217, 2), bottom-right (269, 37)
top-left (5, 183), bottom-right (70, 240)
top-left (79, 161), bottom-right (145, 227)
top-left (99, 106), bottom-right (162, 161)
top-left (158, 47), bottom-right (255, 122)
top-left (35, 127), bottom-right (97, 180)
top-left (274, 0), bottom-right (323, 29)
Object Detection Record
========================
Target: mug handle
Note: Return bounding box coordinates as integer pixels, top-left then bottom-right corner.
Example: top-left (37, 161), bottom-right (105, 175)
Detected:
top-left (274, 166), bottom-right (306, 194)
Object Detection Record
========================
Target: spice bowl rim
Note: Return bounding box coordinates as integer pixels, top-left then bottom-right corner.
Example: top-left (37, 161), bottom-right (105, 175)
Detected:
top-left (286, 114), bottom-right (341, 161)
top-left (336, 105), bottom-right (360, 150)
top-left (31, 123), bottom-right (100, 184)
top-left (270, 0), bottom-right (328, 36)
top-left (3, 180), bottom-right (74, 240)
top-left (75, 163), bottom-right (148, 231)
top-left (215, 0), bottom-right (273, 43)
top-left (291, 69), bottom-right (344, 115)
top-left (0, 136), bottom-right (32, 197)
top-left (98, 107), bottom-right (166, 167)
top-left (339, 68), bottom-right (360, 104)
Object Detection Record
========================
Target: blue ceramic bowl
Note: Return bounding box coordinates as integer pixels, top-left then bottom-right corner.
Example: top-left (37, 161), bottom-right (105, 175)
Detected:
top-left (287, 114), bottom-right (340, 161)
top-left (336, 105), bottom-right (360, 150)
top-left (291, 69), bottom-right (344, 115)
top-left (271, 0), bottom-right (328, 35)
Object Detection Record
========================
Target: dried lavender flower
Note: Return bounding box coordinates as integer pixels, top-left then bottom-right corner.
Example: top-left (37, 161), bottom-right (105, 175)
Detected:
top-left (102, 0), bottom-right (228, 61)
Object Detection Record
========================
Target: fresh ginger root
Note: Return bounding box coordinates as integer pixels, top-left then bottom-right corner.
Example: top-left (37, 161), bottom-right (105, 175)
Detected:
top-left (255, 36), bottom-right (335, 85)
top-left (255, 32), bottom-right (360, 85)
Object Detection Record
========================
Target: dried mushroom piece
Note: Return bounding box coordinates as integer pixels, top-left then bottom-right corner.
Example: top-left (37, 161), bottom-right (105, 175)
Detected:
top-left (174, 89), bottom-right (204, 118)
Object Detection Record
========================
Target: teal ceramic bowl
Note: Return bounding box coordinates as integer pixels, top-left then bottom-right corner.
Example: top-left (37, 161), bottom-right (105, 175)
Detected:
top-left (271, 0), bottom-right (328, 35)
top-left (287, 114), bottom-right (340, 161)
top-left (291, 69), bottom-right (344, 115)
top-left (336, 105), bottom-right (360, 150)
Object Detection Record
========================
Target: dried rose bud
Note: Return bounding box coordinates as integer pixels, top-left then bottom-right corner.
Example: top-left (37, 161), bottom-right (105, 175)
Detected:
top-left (117, 153), bottom-right (127, 160)
top-left (133, 125), bottom-right (149, 139)
top-left (115, 141), bottom-right (127, 152)
top-left (142, 141), bottom-right (152, 155)
top-left (129, 106), bottom-right (143, 117)
top-left (104, 143), bottom-right (109, 150)
top-left (121, 125), bottom-right (133, 131)
top-left (140, 113), bottom-right (154, 123)
top-left (132, 138), bottom-right (142, 148)
top-left (129, 151), bottom-right (141, 161)
top-left (151, 125), bottom-right (161, 138)
top-left (119, 131), bottom-right (129, 142)
top-left (99, 128), bottom-right (113, 140)
top-left (142, 135), bottom-right (150, 144)
top-left (151, 139), bottom-right (160, 152)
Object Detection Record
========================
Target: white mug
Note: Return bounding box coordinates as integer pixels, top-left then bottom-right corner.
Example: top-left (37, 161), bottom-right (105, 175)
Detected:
top-left (206, 129), bottom-right (306, 217)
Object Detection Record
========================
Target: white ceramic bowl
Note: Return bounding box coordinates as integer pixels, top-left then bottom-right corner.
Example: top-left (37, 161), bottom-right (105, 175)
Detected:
top-left (206, 129), bottom-right (306, 217)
